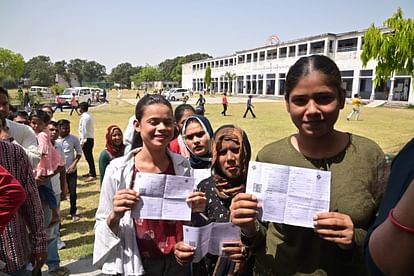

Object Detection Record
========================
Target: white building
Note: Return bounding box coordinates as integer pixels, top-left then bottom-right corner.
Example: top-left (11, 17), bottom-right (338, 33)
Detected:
top-left (182, 28), bottom-right (412, 104)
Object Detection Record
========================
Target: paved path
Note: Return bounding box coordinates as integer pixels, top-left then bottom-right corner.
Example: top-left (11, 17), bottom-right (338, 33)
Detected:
top-left (42, 257), bottom-right (103, 276)
top-left (121, 94), bottom-right (281, 106)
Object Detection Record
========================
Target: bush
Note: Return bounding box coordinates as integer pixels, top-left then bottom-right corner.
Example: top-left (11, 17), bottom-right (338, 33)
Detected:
top-left (51, 84), bottom-right (64, 95)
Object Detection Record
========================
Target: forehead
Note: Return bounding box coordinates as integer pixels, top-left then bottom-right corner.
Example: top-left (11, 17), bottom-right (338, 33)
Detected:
top-left (142, 103), bottom-right (172, 118)
top-left (185, 120), bottom-right (203, 133)
top-left (220, 138), bottom-right (240, 148)
top-left (48, 124), bottom-right (58, 130)
top-left (290, 71), bottom-right (335, 95)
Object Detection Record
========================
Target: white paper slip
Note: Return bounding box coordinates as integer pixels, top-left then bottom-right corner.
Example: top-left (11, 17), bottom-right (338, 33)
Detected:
top-left (183, 222), bottom-right (241, 263)
top-left (193, 168), bottom-right (211, 189)
top-left (246, 161), bottom-right (331, 228)
top-left (131, 172), bottom-right (195, 221)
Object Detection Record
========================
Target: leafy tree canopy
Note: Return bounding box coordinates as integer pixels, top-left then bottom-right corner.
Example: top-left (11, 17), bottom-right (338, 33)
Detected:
top-left (361, 7), bottom-right (414, 87)
top-left (158, 53), bottom-right (212, 83)
top-left (24, 55), bottom-right (55, 86)
top-left (109, 62), bottom-right (140, 88)
top-left (205, 66), bottom-right (211, 89)
top-left (83, 60), bottom-right (106, 82)
top-left (130, 64), bottom-right (160, 87)
top-left (0, 48), bottom-right (25, 80)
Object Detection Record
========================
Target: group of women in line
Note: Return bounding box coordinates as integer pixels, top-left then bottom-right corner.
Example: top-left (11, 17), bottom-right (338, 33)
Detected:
top-left (93, 55), bottom-right (413, 276)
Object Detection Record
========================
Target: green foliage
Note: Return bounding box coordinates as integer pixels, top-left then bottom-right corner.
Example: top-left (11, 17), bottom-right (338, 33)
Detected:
top-left (108, 63), bottom-right (140, 88)
top-left (224, 71), bottom-right (236, 93)
top-left (130, 64), bottom-right (160, 86)
top-left (25, 55), bottom-right (55, 86)
top-left (83, 61), bottom-right (106, 82)
top-left (0, 48), bottom-right (25, 80)
top-left (51, 84), bottom-right (65, 95)
top-left (0, 76), bottom-right (18, 89)
top-left (54, 60), bottom-right (72, 86)
top-left (205, 66), bottom-right (212, 89)
top-left (158, 53), bottom-right (212, 82)
top-left (361, 7), bottom-right (414, 87)
top-left (68, 59), bottom-right (87, 86)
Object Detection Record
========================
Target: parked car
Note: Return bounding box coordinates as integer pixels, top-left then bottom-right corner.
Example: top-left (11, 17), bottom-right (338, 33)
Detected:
top-left (29, 86), bottom-right (53, 98)
top-left (166, 88), bottom-right (191, 101)
top-left (59, 87), bottom-right (94, 106)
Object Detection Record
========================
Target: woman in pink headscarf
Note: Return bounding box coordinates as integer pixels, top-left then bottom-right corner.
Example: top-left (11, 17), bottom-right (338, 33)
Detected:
top-left (98, 125), bottom-right (125, 186)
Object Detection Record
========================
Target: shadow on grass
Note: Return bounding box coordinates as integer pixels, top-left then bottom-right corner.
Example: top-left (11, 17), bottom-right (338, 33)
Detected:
top-left (77, 190), bottom-right (100, 199)
top-left (64, 232), bottom-right (95, 249)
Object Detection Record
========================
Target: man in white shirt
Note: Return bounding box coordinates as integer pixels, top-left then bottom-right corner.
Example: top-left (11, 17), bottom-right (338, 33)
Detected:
top-left (0, 87), bottom-right (40, 167)
top-left (78, 102), bottom-right (96, 182)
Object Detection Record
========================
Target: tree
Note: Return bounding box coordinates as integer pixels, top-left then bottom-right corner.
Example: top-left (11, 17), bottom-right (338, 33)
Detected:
top-left (204, 66), bottom-right (211, 93)
top-left (361, 8), bottom-right (414, 100)
top-left (24, 55), bottom-right (55, 86)
top-left (158, 53), bottom-right (212, 83)
top-left (130, 65), bottom-right (160, 87)
top-left (68, 58), bottom-right (87, 86)
top-left (54, 60), bottom-right (72, 86)
top-left (108, 63), bottom-right (140, 88)
top-left (224, 71), bottom-right (237, 95)
top-left (83, 61), bottom-right (106, 82)
top-left (0, 48), bottom-right (25, 80)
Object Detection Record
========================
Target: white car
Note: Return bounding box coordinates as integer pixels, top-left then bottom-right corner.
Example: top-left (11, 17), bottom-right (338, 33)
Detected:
top-left (29, 86), bottom-right (53, 98)
top-left (59, 87), bottom-right (94, 105)
top-left (166, 88), bottom-right (191, 101)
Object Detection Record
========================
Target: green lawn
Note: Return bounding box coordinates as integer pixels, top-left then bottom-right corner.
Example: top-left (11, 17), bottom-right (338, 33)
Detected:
top-left (25, 90), bottom-right (414, 261)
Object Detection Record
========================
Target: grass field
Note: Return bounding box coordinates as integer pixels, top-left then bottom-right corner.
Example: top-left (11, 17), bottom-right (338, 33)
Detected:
top-left (14, 89), bottom-right (414, 261)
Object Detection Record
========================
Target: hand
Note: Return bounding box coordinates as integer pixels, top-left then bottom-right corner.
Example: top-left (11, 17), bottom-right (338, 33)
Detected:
top-left (31, 251), bottom-right (47, 270)
top-left (174, 241), bottom-right (195, 265)
top-left (313, 212), bottom-right (355, 249)
top-left (186, 191), bottom-right (206, 213)
top-left (66, 164), bottom-right (77, 174)
top-left (0, 126), bottom-right (12, 141)
top-left (230, 193), bottom-right (259, 237)
top-left (221, 242), bottom-right (247, 263)
top-left (111, 189), bottom-right (140, 221)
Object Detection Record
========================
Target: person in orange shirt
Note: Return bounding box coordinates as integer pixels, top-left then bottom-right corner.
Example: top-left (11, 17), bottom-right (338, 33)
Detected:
top-left (221, 92), bottom-right (228, 116)
top-left (69, 93), bottom-right (79, 116)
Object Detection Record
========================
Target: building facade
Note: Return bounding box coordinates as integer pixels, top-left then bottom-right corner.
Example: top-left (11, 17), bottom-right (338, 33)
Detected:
top-left (182, 28), bottom-right (413, 104)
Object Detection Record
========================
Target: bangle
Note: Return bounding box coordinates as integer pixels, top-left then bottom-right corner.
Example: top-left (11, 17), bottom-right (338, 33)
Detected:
top-left (388, 208), bottom-right (414, 234)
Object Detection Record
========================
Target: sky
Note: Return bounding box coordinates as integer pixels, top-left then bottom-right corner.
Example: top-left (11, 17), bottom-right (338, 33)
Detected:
top-left (1, 0), bottom-right (413, 73)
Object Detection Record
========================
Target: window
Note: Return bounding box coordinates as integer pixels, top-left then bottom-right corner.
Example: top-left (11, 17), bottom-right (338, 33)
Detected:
top-left (337, 38), bottom-right (358, 52)
top-left (298, 44), bottom-right (307, 56)
top-left (267, 49), bottom-right (277, 60)
top-left (279, 47), bottom-right (287, 58)
top-left (310, 41), bottom-right (325, 54)
top-left (253, 52), bottom-right (258, 62)
top-left (238, 55), bottom-right (245, 64)
top-left (246, 54), bottom-right (252, 63)
top-left (259, 51), bottom-right (265, 61)
top-left (288, 46), bottom-right (296, 57)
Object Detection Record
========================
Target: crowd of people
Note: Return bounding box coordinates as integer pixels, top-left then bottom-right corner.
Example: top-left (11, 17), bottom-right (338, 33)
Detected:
top-left (1, 54), bottom-right (413, 276)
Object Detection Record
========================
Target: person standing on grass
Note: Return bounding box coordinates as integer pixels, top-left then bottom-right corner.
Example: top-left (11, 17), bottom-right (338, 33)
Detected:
top-left (93, 94), bottom-right (206, 275)
top-left (347, 93), bottom-right (362, 121)
top-left (221, 92), bottom-right (228, 116)
top-left (69, 93), bottom-right (79, 116)
top-left (98, 125), bottom-right (125, 186)
top-left (57, 119), bottom-right (83, 222)
top-left (230, 55), bottom-right (388, 275)
top-left (78, 102), bottom-right (97, 182)
top-left (54, 92), bottom-right (63, 112)
top-left (243, 95), bottom-right (256, 118)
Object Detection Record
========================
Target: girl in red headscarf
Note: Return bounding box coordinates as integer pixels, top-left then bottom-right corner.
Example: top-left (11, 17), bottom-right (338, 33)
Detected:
top-left (98, 125), bottom-right (126, 186)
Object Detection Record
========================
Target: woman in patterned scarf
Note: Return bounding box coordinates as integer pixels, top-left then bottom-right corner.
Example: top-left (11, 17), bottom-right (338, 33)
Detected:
top-left (175, 124), bottom-right (253, 275)
top-left (98, 125), bottom-right (125, 186)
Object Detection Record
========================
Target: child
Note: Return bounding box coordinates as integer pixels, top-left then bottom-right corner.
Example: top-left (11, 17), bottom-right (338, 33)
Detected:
top-left (347, 93), bottom-right (362, 121)
top-left (93, 94), bottom-right (206, 275)
top-left (29, 109), bottom-right (65, 226)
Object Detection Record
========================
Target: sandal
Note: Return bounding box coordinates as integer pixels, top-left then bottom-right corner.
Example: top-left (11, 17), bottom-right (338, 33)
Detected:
top-left (49, 266), bottom-right (70, 276)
